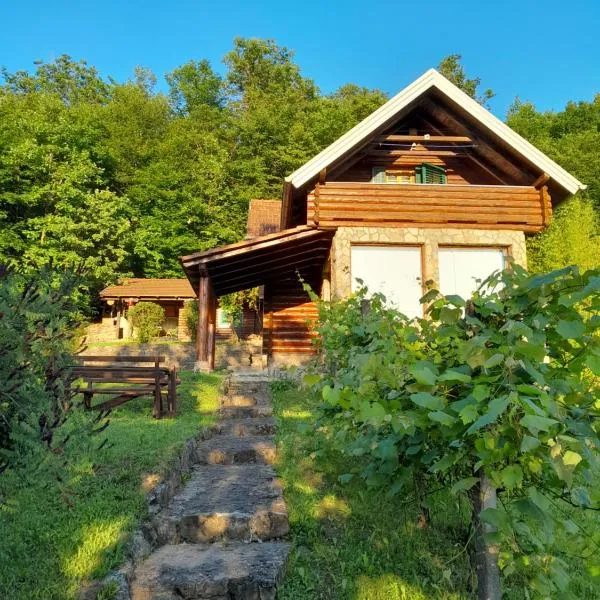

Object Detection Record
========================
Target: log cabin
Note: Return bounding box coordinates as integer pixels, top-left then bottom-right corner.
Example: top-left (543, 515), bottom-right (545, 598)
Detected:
top-left (181, 69), bottom-right (586, 370)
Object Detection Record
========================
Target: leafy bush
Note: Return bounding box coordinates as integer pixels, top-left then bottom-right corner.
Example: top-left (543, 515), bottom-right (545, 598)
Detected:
top-left (0, 268), bottom-right (94, 469)
top-left (305, 264), bottom-right (600, 597)
top-left (182, 299), bottom-right (198, 341)
top-left (127, 302), bottom-right (165, 343)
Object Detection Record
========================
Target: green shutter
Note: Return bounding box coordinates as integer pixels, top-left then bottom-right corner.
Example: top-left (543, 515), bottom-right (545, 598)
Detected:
top-left (371, 166), bottom-right (385, 183)
top-left (416, 163), bottom-right (446, 184)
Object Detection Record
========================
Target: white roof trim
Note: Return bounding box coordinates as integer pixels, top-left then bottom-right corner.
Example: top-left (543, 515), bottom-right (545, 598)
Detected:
top-left (286, 68), bottom-right (586, 195)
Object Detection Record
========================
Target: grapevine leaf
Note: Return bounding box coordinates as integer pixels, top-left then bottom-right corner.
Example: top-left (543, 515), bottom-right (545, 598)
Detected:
top-left (520, 435), bottom-right (540, 453)
top-left (428, 411), bottom-right (457, 427)
top-left (586, 354), bottom-right (600, 376)
top-left (556, 319), bottom-right (585, 340)
top-left (410, 392), bottom-right (444, 411)
top-left (450, 477), bottom-right (479, 495)
top-left (459, 403), bottom-right (479, 424)
top-left (500, 465), bottom-right (523, 489)
top-left (484, 353), bottom-right (505, 369)
top-left (563, 450), bottom-right (582, 467)
top-left (409, 362), bottom-right (437, 386)
top-left (438, 370), bottom-right (472, 383)
top-left (520, 415), bottom-right (559, 433)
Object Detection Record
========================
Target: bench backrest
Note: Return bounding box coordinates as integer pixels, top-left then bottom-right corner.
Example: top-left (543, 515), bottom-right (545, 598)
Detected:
top-left (75, 355), bottom-right (166, 368)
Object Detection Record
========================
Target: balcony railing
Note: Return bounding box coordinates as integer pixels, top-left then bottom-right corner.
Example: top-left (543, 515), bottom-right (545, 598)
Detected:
top-left (307, 182), bottom-right (551, 232)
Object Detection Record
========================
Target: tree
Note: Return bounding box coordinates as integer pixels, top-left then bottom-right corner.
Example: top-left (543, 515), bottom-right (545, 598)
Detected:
top-left (437, 54), bottom-right (495, 107)
top-left (507, 95), bottom-right (600, 271)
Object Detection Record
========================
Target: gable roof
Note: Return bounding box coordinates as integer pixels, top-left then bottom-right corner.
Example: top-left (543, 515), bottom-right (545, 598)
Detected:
top-left (246, 199), bottom-right (281, 238)
top-left (285, 69), bottom-right (586, 197)
top-left (100, 278), bottom-right (195, 300)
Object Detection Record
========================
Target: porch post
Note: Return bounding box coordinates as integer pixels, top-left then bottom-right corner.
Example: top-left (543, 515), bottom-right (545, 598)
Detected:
top-left (196, 271), bottom-right (216, 371)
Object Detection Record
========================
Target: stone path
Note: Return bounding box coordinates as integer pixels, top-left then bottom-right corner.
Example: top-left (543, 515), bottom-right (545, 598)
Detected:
top-left (130, 373), bottom-right (290, 600)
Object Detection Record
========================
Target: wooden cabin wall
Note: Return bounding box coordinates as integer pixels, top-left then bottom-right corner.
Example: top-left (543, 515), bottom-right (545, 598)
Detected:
top-left (329, 151), bottom-right (502, 186)
top-left (263, 278), bottom-right (318, 355)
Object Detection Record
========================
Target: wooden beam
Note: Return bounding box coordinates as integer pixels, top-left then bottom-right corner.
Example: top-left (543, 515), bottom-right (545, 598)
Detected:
top-left (465, 152), bottom-right (509, 185)
top-left (196, 274), bottom-right (215, 369)
top-left (376, 134), bottom-right (472, 143)
top-left (532, 172), bottom-right (550, 189)
top-left (416, 113), bottom-right (510, 185)
top-left (366, 149), bottom-right (463, 157)
top-left (420, 98), bottom-right (531, 184)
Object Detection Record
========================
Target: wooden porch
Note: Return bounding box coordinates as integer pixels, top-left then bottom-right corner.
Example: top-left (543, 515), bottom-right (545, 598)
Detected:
top-left (180, 227), bottom-right (333, 370)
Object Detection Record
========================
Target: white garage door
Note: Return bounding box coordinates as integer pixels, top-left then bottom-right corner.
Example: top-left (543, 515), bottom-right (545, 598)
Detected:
top-left (351, 245), bottom-right (423, 318)
top-left (438, 247), bottom-right (505, 301)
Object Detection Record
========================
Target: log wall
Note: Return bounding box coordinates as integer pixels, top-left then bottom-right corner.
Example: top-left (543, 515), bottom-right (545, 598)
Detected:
top-left (308, 183), bottom-right (550, 233)
top-left (263, 278), bottom-right (318, 355)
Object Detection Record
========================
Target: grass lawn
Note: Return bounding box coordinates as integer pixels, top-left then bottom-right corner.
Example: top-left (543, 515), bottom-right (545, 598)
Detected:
top-left (0, 370), bottom-right (222, 600)
top-left (272, 382), bottom-right (600, 600)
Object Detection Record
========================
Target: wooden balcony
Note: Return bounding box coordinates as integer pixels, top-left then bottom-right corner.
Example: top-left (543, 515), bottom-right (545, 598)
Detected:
top-left (307, 183), bottom-right (551, 233)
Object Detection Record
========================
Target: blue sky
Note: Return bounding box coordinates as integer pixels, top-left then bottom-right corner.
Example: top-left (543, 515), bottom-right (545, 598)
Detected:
top-left (1, 0), bottom-right (598, 118)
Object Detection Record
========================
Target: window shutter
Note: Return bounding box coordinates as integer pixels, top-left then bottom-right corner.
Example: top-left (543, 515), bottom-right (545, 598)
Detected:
top-left (416, 163), bottom-right (446, 184)
top-left (371, 166), bottom-right (386, 183)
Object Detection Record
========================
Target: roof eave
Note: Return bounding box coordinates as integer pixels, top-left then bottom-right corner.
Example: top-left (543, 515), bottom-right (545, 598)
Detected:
top-left (285, 68), bottom-right (585, 198)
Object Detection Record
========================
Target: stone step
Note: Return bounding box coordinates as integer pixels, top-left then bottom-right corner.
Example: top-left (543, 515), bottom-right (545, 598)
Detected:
top-left (220, 392), bottom-right (271, 408)
top-left (196, 435), bottom-right (277, 465)
top-left (220, 405), bottom-right (274, 419)
top-left (212, 417), bottom-right (276, 437)
top-left (226, 382), bottom-right (271, 395)
top-left (131, 541), bottom-right (290, 600)
top-left (154, 465), bottom-right (289, 544)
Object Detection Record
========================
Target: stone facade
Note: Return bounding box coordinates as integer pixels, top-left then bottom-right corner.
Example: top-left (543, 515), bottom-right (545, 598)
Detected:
top-left (330, 226), bottom-right (527, 299)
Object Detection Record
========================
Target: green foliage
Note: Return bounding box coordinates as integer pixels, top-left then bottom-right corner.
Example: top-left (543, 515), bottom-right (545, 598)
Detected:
top-left (305, 264), bottom-right (600, 595)
top-left (0, 267), bottom-right (92, 467)
top-left (0, 45), bottom-right (387, 288)
top-left (181, 299), bottom-right (198, 342)
top-left (437, 54), bottom-right (495, 107)
top-left (272, 383), bottom-right (473, 600)
top-left (507, 95), bottom-right (600, 272)
top-left (126, 301), bottom-right (164, 343)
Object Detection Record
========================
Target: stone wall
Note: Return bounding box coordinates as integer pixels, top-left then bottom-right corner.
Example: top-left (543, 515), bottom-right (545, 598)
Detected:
top-left (330, 226), bottom-right (527, 299)
top-left (177, 301), bottom-right (192, 342)
top-left (85, 317), bottom-right (120, 344)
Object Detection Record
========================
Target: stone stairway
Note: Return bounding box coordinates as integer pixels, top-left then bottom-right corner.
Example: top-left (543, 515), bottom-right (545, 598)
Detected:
top-left (130, 373), bottom-right (290, 600)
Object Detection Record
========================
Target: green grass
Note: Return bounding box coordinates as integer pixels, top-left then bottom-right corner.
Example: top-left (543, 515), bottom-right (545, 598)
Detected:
top-left (0, 370), bottom-right (223, 600)
top-left (272, 382), bottom-right (600, 600)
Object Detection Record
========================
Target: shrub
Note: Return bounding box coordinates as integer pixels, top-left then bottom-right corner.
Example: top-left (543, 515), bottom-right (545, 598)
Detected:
top-left (0, 267), bottom-right (97, 470)
top-left (305, 264), bottom-right (600, 597)
top-left (182, 299), bottom-right (198, 341)
top-left (127, 302), bottom-right (165, 343)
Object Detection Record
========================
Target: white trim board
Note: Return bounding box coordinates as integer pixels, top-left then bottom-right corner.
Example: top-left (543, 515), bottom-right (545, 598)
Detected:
top-left (285, 69), bottom-right (585, 197)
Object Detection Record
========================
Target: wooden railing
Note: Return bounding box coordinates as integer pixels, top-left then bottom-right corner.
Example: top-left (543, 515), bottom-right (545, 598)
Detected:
top-left (307, 183), bottom-right (551, 233)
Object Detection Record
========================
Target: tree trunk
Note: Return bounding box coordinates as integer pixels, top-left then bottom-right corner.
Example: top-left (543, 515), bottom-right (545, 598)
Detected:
top-left (470, 473), bottom-right (501, 600)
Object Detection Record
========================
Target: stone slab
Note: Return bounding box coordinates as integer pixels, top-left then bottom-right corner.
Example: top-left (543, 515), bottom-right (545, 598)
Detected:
top-left (156, 465), bottom-right (288, 543)
top-left (195, 436), bottom-right (277, 465)
top-left (130, 541), bottom-right (290, 600)
top-left (213, 417), bottom-right (276, 437)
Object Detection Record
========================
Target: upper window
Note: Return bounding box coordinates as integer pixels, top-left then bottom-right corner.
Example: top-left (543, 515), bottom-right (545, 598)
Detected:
top-left (415, 163), bottom-right (447, 184)
top-left (372, 163), bottom-right (446, 184)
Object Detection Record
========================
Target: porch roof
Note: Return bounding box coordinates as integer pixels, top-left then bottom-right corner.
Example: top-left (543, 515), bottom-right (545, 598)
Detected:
top-left (180, 226), bottom-right (333, 296)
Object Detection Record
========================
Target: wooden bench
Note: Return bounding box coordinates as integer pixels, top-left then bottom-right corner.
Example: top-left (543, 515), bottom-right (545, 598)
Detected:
top-left (67, 355), bottom-right (179, 418)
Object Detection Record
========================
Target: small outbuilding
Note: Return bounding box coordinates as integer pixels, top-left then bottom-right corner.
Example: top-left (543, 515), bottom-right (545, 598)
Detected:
top-left (91, 278), bottom-right (196, 342)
